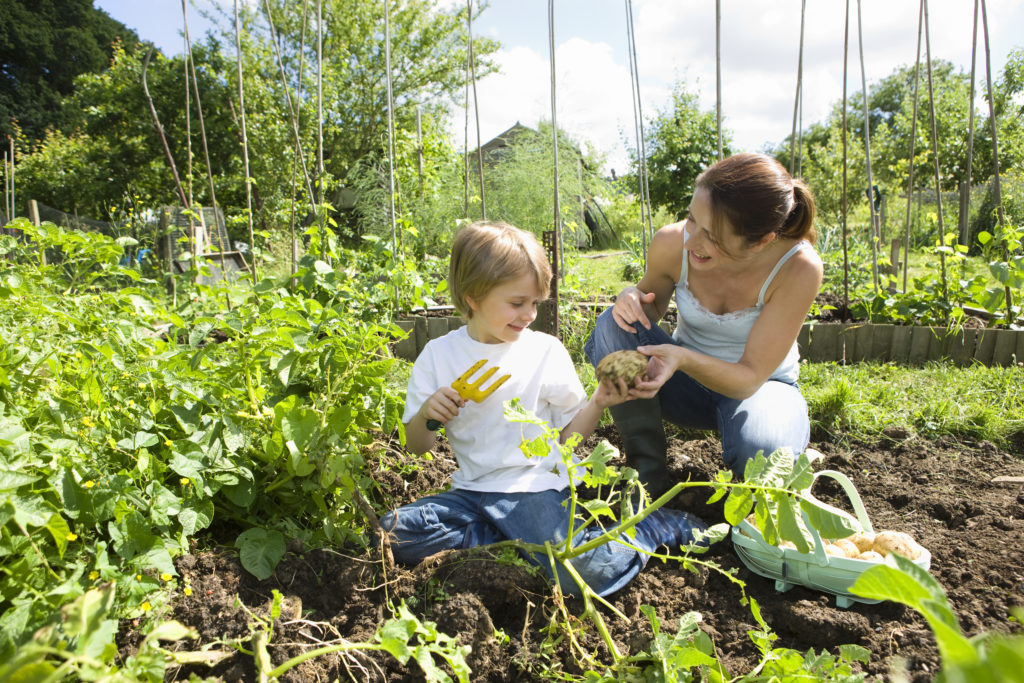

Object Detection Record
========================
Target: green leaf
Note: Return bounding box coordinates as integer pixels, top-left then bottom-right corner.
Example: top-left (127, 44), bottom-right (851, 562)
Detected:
top-left (62, 582), bottom-right (118, 658)
top-left (0, 470), bottom-right (39, 492)
top-left (798, 499), bottom-right (857, 540)
top-left (376, 612), bottom-right (416, 664)
top-left (850, 554), bottom-right (977, 666)
top-left (44, 514), bottom-right (72, 559)
top-left (235, 528), bottom-right (286, 581)
top-left (178, 498), bottom-right (214, 535)
top-left (774, 494), bottom-right (809, 553)
top-left (723, 485), bottom-right (754, 526)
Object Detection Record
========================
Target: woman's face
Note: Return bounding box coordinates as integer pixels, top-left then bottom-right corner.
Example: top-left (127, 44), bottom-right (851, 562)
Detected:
top-left (682, 187), bottom-right (746, 269)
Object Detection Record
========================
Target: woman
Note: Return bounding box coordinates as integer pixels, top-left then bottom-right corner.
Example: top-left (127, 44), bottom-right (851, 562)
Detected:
top-left (585, 153), bottom-right (823, 494)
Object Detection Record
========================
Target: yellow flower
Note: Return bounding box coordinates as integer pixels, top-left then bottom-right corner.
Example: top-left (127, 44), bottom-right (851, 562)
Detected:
top-left (66, 532), bottom-right (77, 541)
top-left (141, 601), bottom-right (152, 612)
top-left (180, 478), bottom-right (191, 486)
top-left (164, 439), bottom-right (174, 449)
top-left (161, 573), bottom-right (173, 582)
top-left (74, 351), bottom-right (83, 359)
top-left (83, 480), bottom-right (95, 489)
top-left (89, 571), bottom-right (99, 580)
top-left (183, 587), bottom-right (192, 596)
top-left (135, 574), bottom-right (143, 581)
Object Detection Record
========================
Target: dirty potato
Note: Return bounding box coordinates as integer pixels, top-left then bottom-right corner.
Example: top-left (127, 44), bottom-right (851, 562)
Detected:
top-left (872, 530), bottom-right (923, 560)
top-left (595, 350), bottom-right (649, 386)
top-left (832, 538), bottom-right (861, 558)
top-left (847, 531), bottom-right (876, 553)
top-left (856, 550), bottom-right (884, 562)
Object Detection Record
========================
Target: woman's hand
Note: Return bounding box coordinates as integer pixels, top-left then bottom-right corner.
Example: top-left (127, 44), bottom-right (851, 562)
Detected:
top-left (611, 287), bottom-right (657, 332)
top-left (630, 344), bottom-right (686, 397)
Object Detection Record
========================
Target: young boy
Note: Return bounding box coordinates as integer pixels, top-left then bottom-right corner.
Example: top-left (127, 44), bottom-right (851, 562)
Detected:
top-left (381, 221), bottom-right (705, 597)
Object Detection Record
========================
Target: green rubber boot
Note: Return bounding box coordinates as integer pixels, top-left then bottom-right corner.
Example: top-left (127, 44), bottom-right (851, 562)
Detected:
top-left (610, 398), bottom-right (669, 499)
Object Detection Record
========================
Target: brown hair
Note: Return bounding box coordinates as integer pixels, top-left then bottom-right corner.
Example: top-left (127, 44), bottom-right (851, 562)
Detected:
top-left (695, 153), bottom-right (816, 254)
top-left (449, 221), bottom-right (552, 319)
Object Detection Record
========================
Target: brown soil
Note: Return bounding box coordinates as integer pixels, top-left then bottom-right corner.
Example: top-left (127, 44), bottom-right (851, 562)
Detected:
top-left (142, 429), bottom-right (1024, 682)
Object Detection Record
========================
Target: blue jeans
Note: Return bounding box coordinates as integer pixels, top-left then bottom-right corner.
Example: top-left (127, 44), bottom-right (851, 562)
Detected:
top-left (379, 488), bottom-right (703, 597)
top-left (584, 307), bottom-right (810, 479)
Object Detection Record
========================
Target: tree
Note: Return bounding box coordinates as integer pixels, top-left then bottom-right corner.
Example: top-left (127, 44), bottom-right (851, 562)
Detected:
top-left (481, 122), bottom-right (609, 248)
top-left (0, 0), bottom-right (138, 141)
top-left (639, 82), bottom-right (729, 219)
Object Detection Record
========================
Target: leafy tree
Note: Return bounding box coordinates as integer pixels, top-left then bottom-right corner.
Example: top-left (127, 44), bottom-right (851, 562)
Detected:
top-left (639, 82), bottom-right (730, 219)
top-left (14, 0), bottom-right (496, 252)
top-left (482, 122), bottom-right (610, 249)
top-left (0, 0), bottom-right (138, 141)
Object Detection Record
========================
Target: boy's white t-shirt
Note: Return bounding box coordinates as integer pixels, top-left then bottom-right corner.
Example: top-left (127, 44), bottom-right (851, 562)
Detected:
top-left (402, 326), bottom-right (587, 493)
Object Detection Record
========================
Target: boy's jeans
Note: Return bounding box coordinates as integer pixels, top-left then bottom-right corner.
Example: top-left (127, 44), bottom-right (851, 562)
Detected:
top-left (380, 488), bottom-right (704, 597)
top-left (584, 307), bottom-right (810, 479)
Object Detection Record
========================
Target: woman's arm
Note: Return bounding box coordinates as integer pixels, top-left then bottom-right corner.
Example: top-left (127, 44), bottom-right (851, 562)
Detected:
top-left (636, 249), bottom-right (823, 399)
top-left (611, 223), bottom-right (684, 332)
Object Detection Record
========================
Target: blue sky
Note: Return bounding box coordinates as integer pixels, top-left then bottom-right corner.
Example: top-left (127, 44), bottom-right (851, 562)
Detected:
top-left (95, 1), bottom-right (1024, 174)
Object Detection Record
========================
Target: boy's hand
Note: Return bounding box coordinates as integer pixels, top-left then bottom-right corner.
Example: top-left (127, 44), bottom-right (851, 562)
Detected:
top-left (592, 375), bottom-right (635, 410)
top-left (418, 386), bottom-right (466, 427)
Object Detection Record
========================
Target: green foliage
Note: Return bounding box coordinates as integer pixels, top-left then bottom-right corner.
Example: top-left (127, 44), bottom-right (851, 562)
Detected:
top-left (480, 122), bottom-right (609, 248)
top-left (0, 0), bottom-right (139, 142)
top-left (851, 554), bottom-right (1024, 681)
top-left (0, 583), bottom-right (198, 682)
top-left (640, 81), bottom-right (730, 219)
top-left (0, 226), bottom-right (406, 660)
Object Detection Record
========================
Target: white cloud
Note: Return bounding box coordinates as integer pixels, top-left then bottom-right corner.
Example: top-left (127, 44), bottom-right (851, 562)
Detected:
top-left (450, 0), bottom-right (1024, 174)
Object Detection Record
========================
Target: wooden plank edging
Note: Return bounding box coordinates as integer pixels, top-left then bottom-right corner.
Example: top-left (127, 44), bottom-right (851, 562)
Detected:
top-left (392, 316), bottom-right (1023, 367)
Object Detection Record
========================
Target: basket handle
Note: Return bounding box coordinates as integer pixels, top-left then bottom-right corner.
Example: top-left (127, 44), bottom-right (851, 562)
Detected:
top-left (799, 469), bottom-right (875, 562)
top-left (806, 469), bottom-right (874, 534)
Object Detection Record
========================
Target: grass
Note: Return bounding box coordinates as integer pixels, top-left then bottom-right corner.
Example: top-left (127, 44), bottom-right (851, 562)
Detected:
top-left (801, 361), bottom-right (1024, 449)
top-left (564, 248), bottom-right (635, 300)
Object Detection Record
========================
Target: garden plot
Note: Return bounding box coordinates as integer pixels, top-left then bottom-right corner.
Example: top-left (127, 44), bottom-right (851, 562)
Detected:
top-left (139, 428), bottom-right (1024, 682)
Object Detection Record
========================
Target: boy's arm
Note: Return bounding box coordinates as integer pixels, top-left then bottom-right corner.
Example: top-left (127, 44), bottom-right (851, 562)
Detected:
top-left (559, 378), bottom-right (631, 444)
top-left (404, 414), bottom-right (437, 455)
top-left (404, 385), bottom-right (466, 455)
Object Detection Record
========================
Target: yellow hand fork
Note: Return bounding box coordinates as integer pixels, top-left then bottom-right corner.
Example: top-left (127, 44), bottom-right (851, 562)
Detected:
top-left (426, 359), bottom-right (510, 431)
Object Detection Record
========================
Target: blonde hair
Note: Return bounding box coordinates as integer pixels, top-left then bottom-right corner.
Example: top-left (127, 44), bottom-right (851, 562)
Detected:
top-left (449, 221), bottom-right (552, 319)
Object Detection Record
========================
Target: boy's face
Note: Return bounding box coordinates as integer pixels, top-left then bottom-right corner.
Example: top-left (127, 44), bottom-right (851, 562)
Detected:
top-left (465, 273), bottom-right (542, 344)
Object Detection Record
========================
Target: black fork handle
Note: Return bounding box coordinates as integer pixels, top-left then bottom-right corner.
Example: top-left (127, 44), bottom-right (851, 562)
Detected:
top-left (426, 418), bottom-right (442, 431)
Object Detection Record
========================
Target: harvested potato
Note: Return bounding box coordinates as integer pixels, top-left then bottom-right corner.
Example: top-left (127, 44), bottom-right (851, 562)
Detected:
top-left (872, 530), bottom-right (923, 560)
top-left (595, 350), bottom-right (648, 386)
top-left (823, 543), bottom-right (845, 557)
top-left (847, 531), bottom-right (876, 553)
top-left (856, 550), bottom-right (884, 562)
top-left (832, 538), bottom-right (860, 558)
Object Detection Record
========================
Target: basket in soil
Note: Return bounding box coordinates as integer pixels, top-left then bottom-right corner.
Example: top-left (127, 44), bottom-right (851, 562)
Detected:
top-left (731, 467), bottom-right (932, 608)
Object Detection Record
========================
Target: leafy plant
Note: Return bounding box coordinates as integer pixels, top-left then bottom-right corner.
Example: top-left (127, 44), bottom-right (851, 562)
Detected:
top-left (851, 553), bottom-right (1024, 681)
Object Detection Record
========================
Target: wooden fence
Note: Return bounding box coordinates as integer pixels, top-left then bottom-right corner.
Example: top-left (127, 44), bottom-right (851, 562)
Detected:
top-left (393, 315), bottom-right (1023, 368)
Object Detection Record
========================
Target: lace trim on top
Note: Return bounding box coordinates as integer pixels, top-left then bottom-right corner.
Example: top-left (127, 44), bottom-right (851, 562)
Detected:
top-left (678, 285), bottom-right (760, 324)
top-left (677, 236), bottom-right (809, 325)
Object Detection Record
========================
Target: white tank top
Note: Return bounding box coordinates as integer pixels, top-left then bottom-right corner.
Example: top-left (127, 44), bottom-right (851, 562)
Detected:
top-left (672, 236), bottom-right (811, 384)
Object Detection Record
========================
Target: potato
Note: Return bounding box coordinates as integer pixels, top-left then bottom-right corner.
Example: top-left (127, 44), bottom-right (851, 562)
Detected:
top-left (847, 531), bottom-right (876, 553)
top-left (823, 543), bottom-right (845, 557)
top-left (872, 530), bottom-right (923, 560)
top-left (595, 350), bottom-right (648, 386)
top-left (856, 550), bottom-right (884, 562)
top-left (832, 538), bottom-right (860, 558)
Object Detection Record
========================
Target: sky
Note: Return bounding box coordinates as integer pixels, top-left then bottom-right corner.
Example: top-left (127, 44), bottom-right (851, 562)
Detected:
top-left (94, 0), bottom-right (1024, 176)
